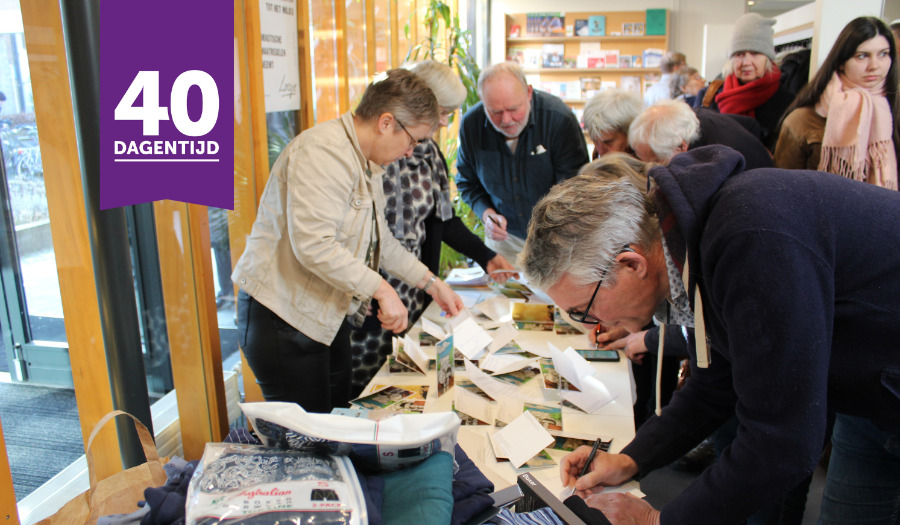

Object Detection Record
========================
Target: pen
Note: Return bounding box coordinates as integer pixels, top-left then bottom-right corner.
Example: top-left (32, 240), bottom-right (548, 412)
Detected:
top-left (563, 437), bottom-right (603, 499)
top-left (488, 215), bottom-right (502, 227)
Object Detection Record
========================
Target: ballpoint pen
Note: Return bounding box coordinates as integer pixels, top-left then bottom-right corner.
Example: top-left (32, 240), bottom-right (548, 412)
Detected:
top-left (563, 437), bottom-right (603, 499)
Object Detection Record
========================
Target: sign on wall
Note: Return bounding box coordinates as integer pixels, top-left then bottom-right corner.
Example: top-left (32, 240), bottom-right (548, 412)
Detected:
top-left (259, 0), bottom-right (301, 113)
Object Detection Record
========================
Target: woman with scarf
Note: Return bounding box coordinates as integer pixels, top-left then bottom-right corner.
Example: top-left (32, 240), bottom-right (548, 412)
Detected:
top-left (693, 13), bottom-right (795, 151)
top-left (348, 61), bottom-right (517, 394)
top-left (775, 17), bottom-right (898, 189)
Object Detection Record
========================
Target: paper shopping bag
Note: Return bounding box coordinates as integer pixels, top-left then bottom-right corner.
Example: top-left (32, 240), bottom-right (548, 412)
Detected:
top-left (38, 410), bottom-right (169, 524)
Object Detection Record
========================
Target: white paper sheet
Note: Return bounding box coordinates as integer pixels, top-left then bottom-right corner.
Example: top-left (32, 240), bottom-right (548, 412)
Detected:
top-left (487, 323), bottom-right (518, 352)
top-left (560, 375), bottom-right (618, 413)
top-left (452, 317), bottom-right (493, 360)
top-left (454, 386), bottom-right (495, 425)
top-left (476, 295), bottom-right (513, 322)
top-left (421, 317), bottom-right (447, 340)
top-left (481, 354), bottom-right (538, 375)
top-left (465, 360), bottom-right (544, 406)
top-left (548, 343), bottom-right (592, 390)
top-left (489, 411), bottom-right (554, 467)
top-left (401, 334), bottom-right (430, 375)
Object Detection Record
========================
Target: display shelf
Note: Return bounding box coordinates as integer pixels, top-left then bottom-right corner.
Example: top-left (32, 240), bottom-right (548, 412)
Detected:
top-left (508, 35), bottom-right (663, 44)
top-left (523, 67), bottom-right (658, 74)
top-left (506, 10), bottom-right (669, 98)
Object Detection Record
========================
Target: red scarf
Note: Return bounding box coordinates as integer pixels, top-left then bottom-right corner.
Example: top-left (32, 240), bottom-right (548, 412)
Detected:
top-left (716, 67), bottom-right (781, 118)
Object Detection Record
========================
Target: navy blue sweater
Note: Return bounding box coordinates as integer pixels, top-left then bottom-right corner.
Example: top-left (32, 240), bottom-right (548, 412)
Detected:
top-left (622, 146), bottom-right (900, 524)
top-left (456, 90), bottom-right (589, 239)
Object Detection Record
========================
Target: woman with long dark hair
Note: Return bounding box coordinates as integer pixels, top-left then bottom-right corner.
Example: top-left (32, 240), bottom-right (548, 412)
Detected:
top-left (775, 17), bottom-right (898, 189)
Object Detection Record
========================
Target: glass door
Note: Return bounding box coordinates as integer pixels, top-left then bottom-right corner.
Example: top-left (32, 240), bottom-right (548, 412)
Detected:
top-left (0, 4), bottom-right (70, 386)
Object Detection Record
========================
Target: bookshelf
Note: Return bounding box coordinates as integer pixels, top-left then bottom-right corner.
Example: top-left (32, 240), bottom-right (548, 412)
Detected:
top-left (505, 10), bottom-right (670, 103)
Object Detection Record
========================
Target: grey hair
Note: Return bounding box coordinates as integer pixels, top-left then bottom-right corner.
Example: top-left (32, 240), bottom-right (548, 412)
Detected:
top-left (477, 62), bottom-right (528, 98)
top-left (578, 152), bottom-right (651, 190)
top-left (520, 158), bottom-right (660, 289)
top-left (660, 51), bottom-right (686, 74)
top-left (410, 60), bottom-right (466, 108)
top-left (677, 67), bottom-right (699, 90)
top-left (628, 100), bottom-right (700, 163)
top-left (582, 90), bottom-right (644, 142)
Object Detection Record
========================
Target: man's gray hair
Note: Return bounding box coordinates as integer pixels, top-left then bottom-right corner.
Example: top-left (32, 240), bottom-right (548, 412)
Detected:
top-left (628, 100), bottom-right (700, 163)
top-left (582, 90), bottom-right (644, 142)
top-left (660, 51), bottom-right (686, 74)
top-left (477, 62), bottom-right (528, 98)
top-left (520, 154), bottom-right (660, 289)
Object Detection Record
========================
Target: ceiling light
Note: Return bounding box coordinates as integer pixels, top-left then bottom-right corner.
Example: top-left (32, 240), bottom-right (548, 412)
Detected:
top-left (747, 0), bottom-right (755, 4)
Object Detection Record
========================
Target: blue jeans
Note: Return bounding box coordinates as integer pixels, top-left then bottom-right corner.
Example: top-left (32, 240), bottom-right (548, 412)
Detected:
top-left (820, 414), bottom-right (900, 524)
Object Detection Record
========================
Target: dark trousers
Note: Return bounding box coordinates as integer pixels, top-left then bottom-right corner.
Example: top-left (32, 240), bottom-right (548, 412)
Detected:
top-left (237, 290), bottom-right (352, 413)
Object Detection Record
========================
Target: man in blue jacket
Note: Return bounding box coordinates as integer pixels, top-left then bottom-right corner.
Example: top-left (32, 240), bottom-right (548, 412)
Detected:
top-left (456, 62), bottom-right (588, 263)
top-left (520, 146), bottom-right (900, 524)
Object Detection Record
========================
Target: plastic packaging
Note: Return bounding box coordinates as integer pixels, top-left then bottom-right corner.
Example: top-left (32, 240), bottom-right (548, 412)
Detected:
top-left (186, 442), bottom-right (367, 525)
top-left (241, 401), bottom-right (461, 471)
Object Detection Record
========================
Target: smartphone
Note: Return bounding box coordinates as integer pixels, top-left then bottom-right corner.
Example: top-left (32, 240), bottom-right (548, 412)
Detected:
top-left (575, 349), bottom-right (621, 362)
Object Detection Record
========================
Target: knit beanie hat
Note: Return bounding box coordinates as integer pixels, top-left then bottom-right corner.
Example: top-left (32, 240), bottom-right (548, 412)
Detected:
top-left (730, 13), bottom-right (776, 62)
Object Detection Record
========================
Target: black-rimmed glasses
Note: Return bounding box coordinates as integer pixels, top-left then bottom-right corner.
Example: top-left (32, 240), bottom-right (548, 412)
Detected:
top-left (568, 245), bottom-right (635, 324)
top-left (395, 118), bottom-right (426, 150)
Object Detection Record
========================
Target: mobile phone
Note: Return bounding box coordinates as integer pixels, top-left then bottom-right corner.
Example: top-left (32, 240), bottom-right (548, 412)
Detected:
top-left (575, 349), bottom-right (621, 362)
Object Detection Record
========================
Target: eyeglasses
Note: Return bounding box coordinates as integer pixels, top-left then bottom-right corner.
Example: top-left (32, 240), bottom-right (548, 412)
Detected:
top-left (568, 245), bottom-right (635, 325)
top-left (395, 118), bottom-right (426, 150)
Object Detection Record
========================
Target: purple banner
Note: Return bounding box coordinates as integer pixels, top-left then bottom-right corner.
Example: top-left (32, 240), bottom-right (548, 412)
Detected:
top-left (100, 0), bottom-right (234, 210)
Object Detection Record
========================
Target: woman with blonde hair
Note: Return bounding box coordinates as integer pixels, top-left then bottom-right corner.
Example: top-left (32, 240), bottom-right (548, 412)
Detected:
top-left (775, 17), bottom-right (898, 189)
top-left (694, 13), bottom-right (794, 150)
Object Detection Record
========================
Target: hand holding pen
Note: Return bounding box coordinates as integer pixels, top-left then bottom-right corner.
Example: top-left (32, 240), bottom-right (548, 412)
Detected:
top-left (562, 438), bottom-right (603, 499)
top-left (482, 208), bottom-right (509, 241)
top-left (560, 439), bottom-right (638, 498)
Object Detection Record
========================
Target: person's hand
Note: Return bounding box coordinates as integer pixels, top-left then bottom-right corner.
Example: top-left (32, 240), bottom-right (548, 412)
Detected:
top-left (485, 254), bottom-right (519, 283)
top-left (372, 279), bottom-right (409, 333)
top-left (584, 492), bottom-right (661, 525)
top-left (594, 325), bottom-right (630, 349)
top-left (604, 330), bottom-right (649, 364)
top-left (560, 447), bottom-right (639, 496)
top-left (482, 209), bottom-right (509, 241)
top-left (426, 278), bottom-right (463, 317)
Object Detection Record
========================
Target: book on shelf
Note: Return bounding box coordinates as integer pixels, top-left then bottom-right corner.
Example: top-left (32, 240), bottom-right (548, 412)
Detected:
top-left (620, 75), bottom-right (641, 94)
top-left (643, 48), bottom-right (665, 68)
top-left (602, 49), bottom-right (620, 68)
top-left (581, 77), bottom-right (603, 99)
top-left (645, 8), bottom-right (667, 35)
top-left (633, 55), bottom-right (643, 68)
top-left (587, 56), bottom-right (605, 69)
top-left (509, 24), bottom-right (521, 38)
top-left (618, 55), bottom-right (633, 68)
top-left (574, 19), bottom-right (589, 37)
top-left (623, 23), bottom-right (634, 36)
top-left (507, 46), bottom-right (525, 65)
top-left (523, 48), bottom-right (542, 69)
top-left (588, 15), bottom-right (605, 36)
top-left (527, 12), bottom-right (565, 36)
top-left (541, 43), bottom-right (565, 68)
top-left (634, 22), bottom-right (645, 35)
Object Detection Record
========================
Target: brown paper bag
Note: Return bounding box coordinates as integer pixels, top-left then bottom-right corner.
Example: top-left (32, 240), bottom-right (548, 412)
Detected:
top-left (38, 410), bottom-right (169, 524)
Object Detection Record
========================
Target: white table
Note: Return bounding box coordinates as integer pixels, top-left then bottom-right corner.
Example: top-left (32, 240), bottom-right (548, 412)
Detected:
top-left (358, 287), bottom-right (637, 496)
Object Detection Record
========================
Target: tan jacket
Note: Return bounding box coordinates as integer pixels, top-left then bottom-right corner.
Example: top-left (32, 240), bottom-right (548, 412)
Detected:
top-left (233, 112), bottom-right (429, 344)
top-left (774, 106), bottom-right (824, 170)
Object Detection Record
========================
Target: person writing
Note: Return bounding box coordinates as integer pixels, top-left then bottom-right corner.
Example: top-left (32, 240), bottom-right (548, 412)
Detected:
top-left (520, 147), bottom-right (900, 524)
top-left (233, 69), bottom-right (463, 413)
